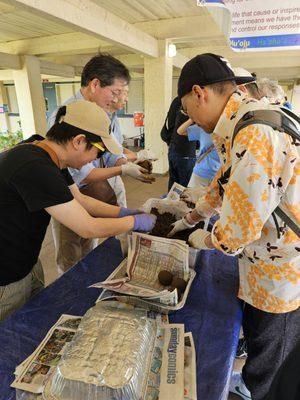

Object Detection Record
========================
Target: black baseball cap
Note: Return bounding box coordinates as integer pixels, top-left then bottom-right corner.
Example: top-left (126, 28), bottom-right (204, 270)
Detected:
top-left (178, 53), bottom-right (237, 99)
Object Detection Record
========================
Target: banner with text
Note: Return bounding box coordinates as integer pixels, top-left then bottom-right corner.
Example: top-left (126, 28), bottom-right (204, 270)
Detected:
top-left (198, 0), bottom-right (300, 50)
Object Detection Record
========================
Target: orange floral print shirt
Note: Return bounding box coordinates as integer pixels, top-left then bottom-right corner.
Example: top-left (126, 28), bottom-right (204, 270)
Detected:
top-left (196, 92), bottom-right (300, 313)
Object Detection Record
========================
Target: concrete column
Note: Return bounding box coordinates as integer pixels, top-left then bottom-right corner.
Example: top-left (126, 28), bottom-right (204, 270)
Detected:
top-left (0, 82), bottom-right (10, 132)
top-left (13, 55), bottom-right (47, 139)
top-left (144, 40), bottom-right (173, 174)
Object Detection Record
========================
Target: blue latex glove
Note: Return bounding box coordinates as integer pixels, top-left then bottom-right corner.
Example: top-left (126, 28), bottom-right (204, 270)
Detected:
top-left (118, 207), bottom-right (143, 217)
top-left (133, 214), bottom-right (157, 232)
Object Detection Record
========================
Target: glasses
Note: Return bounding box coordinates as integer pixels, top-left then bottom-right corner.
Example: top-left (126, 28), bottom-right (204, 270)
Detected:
top-left (90, 141), bottom-right (106, 158)
top-left (180, 107), bottom-right (188, 116)
top-left (108, 88), bottom-right (122, 99)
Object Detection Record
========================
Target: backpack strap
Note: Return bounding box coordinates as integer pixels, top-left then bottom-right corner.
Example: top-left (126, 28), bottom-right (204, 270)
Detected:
top-left (232, 109), bottom-right (300, 145)
top-left (274, 207), bottom-right (300, 238)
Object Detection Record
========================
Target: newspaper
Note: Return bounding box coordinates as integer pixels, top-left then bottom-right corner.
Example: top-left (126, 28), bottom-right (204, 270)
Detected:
top-left (184, 333), bottom-right (197, 400)
top-left (145, 324), bottom-right (185, 400)
top-left (12, 315), bottom-right (82, 394)
top-left (167, 182), bottom-right (187, 201)
top-left (90, 232), bottom-right (190, 306)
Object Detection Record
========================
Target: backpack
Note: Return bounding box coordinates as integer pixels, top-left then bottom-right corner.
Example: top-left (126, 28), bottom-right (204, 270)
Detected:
top-left (218, 108), bottom-right (300, 238)
top-left (160, 115), bottom-right (173, 145)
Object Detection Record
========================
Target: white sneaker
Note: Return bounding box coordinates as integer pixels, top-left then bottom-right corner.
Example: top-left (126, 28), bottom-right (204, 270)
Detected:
top-left (229, 372), bottom-right (252, 400)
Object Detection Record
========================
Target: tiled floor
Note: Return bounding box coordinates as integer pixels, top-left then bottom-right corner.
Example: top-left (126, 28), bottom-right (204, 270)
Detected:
top-left (39, 174), bottom-right (244, 400)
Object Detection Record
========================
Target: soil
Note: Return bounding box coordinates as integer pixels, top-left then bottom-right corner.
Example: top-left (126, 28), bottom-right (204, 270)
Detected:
top-left (150, 207), bottom-right (205, 243)
top-left (137, 160), bottom-right (153, 173)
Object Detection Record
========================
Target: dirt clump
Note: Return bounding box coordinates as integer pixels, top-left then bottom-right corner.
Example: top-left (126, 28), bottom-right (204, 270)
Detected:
top-left (150, 207), bottom-right (204, 243)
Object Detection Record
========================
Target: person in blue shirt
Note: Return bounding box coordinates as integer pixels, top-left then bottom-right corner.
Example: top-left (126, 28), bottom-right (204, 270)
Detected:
top-left (177, 118), bottom-right (220, 188)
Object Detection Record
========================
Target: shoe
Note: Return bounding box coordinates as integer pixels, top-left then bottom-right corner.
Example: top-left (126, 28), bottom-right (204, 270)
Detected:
top-left (229, 372), bottom-right (252, 400)
top-left (236, 338), bottom-right (248, 358)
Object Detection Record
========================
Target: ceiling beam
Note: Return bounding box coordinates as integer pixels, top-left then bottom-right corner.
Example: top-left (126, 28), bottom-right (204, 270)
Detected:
top-left (179, 47), bottom-right (300, 71)
top-left (1, 0), bottom-right (158, 57)
top-left (39, 60), bottom-right (75, 78)
top-left (43, 53), bottom-right (146, 71)
top-left (253, 67), bottom-right (300, 81)
top-left (0, 54), bottom-right (75, 79)
top-left (0, 11), bottom-right (230, 59)
top-left (0, 52), bottom-right (21, 70)
top-left (0, 32), bottom-right (110, 56)
top-left (134, 13), bottom-right (228, 42)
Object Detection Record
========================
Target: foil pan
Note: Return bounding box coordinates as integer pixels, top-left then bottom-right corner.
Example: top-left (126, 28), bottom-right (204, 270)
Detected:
top-left (49, 302), bottom-right (156, 400)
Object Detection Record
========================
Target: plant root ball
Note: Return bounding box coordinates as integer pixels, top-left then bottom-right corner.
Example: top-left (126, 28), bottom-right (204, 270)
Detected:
top-left (158, 270), bottom-right (173, 286)
top-left (137, 160), bottom-right (153, 173)
top-left (171, 277), bottom-right (187, 295)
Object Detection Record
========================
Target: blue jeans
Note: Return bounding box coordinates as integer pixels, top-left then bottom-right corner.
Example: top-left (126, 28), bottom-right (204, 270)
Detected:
top-left (168, 146), bottom-right (196, 190)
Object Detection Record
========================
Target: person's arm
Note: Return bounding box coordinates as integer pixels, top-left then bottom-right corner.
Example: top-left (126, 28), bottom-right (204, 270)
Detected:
top-left (123, 147), bottom-right (137, 162)
top-left (46, 184), bottom-right (156, 238)
top-left (46, 198), bottom-right (134, 238)
top-left (115, 157), bottom-right (127, 166)
top-left (167, 168), bottom-right (223, 238)
top-left (102, 151), bottom-right (127, 167)
top-left (177, 118), bottom-right (193, 136)
top-left (68, 183), bottom-right (121, 217)
top-left (82, 165), bottom-right (122, 184)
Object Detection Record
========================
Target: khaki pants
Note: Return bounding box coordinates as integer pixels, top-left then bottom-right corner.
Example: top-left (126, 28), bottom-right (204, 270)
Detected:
top-left (51, 218), bottom-right (98, 276)
top-left (0, 259), bottom-right (44, 321)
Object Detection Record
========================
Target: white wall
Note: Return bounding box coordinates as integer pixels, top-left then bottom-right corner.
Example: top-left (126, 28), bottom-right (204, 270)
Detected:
top-left (55, 83), bottom-right (76, 104)
top-left (127, 79), bottom-right (143, 113)
top-left (118, 117), bottom-right (141, 140)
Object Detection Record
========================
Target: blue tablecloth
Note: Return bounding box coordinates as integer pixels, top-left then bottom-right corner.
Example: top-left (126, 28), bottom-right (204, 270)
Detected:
top-left (0, 238), bottom-right (242, 400)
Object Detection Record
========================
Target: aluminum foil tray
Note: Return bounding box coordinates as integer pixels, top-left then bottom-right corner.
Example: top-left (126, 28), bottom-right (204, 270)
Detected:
top-left (49, 302), bottom-right (156, 400)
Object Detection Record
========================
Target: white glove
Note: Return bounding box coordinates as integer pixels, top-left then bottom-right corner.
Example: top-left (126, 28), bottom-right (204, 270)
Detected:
top-left (180, 186), bottom-right (208, 206)
top-left (121, 163), bottom-right (154, 183)
top-left (136, 149), bottom-right (158, 162)
top-left (167, 213), bottom-right (196, 238)
top-left (188, 229), bottom-right (212, 250)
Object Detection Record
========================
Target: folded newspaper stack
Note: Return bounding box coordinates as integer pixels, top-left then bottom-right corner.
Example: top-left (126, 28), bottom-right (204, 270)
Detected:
top-left (91, 232), bottom-right (196, 312)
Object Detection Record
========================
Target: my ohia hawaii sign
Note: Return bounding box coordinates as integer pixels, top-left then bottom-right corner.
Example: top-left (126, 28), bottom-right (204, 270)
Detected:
top-left (197, 0), bottom-right (300, 50)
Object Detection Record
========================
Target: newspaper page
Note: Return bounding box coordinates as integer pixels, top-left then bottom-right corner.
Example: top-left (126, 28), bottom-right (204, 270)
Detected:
top-left (184, 333), bottom-right (197, 400)
top-left (12, 315), bottom-right (82, 394)
top-left (167, 182), bottom-right (186, 201)
top-left (90, 233), bottom-right (189, 306)
top-left (145, 323), bottom-right (185, 400)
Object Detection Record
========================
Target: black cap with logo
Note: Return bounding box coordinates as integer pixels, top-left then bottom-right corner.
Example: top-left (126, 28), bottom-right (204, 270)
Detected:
top-left (178, 53), bottom-right (254, 99)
